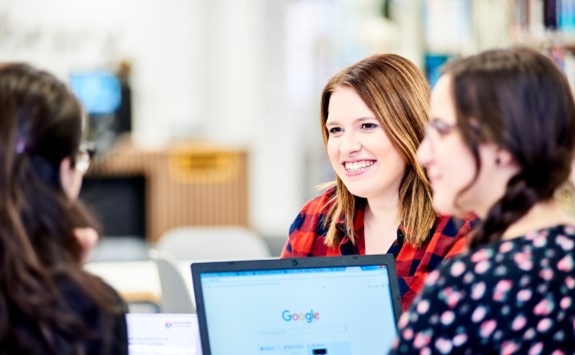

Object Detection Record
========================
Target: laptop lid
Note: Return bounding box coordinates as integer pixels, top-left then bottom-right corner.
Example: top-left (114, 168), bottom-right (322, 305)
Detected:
top-left (191, 254), bottom-right (402, 355)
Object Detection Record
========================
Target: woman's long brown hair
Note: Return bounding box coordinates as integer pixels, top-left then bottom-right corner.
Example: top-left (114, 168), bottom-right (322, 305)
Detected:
top-left (0, 63), bottom-right (122, 353)
top-left (320, 53), bottom-right (436, 248)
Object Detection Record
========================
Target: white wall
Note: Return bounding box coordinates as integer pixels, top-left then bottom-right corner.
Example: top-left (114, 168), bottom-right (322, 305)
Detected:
top-left (0, 0), bottom-right (425, 239)
top-left (0, 0), bottom-right (205, 142)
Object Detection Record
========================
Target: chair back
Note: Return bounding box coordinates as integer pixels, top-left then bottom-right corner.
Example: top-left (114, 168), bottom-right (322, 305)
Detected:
top-left (155, 226), bottom-right (272, 261)
top-left (149, 249), bottom-right (195, 313)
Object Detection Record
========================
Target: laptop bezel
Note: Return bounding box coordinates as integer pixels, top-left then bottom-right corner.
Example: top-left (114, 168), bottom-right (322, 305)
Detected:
top-left (191, 254), bottom-right (402, 355)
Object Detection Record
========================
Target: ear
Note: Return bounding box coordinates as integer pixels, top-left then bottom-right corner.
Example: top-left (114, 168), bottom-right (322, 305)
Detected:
top-left (74, 227), bottom-right (99, 263)
top-left (495, 147), bottom-right (516, 168)
top-left (60, 156), bottom-right (74, 193)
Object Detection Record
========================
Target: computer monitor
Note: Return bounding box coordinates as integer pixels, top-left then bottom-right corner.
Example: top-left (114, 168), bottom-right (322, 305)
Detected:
top-left (69, 70), bottom-right (121, 116)
top-left (80, 175), bottom-right (146, 238)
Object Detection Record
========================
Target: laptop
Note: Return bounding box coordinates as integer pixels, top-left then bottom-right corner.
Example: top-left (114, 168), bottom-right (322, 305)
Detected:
top-left (191, 254), bottom-right (402, 355)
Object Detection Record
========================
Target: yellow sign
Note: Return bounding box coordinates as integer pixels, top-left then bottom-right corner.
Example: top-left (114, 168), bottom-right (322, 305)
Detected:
top-left (168, 145), bottom-right (241, 184)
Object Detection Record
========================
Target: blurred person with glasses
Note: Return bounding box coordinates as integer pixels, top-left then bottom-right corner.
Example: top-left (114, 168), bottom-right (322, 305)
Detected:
top-left (75, 141), bottom-right (96, 174)
top-left (391, 47), bottom-right (575, 353)
top-left (0, 63), bottom-right (128, 354)
top-left (73, 140), bottom-right (98, 261)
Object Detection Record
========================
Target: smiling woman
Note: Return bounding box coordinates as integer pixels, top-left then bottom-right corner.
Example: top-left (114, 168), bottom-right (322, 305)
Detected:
top-left (280, 53), bottom-right (477, 311)
top-left (325, 86), bottom-right (406, 216)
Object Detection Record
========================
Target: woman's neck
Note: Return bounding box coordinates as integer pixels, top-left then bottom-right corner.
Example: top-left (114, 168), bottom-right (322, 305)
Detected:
top-left (364, 197), bottom-right (401, 254)
top-left (502, 199), bottom-right (575, 240)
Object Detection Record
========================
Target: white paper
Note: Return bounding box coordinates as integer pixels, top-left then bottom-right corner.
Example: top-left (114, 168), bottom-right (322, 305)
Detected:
top-left (127, 313), bottom-right (201, 355)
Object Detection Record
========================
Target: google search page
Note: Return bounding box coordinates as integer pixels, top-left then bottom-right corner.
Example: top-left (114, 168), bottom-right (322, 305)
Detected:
top-left (201, 266), bottom-right (397, 354)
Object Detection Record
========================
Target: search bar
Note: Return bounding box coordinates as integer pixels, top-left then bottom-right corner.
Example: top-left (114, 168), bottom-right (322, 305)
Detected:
top-left (259, 324), bottom-right (348, 336)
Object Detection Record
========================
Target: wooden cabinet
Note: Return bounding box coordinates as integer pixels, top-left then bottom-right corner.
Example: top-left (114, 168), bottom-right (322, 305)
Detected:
top-left (85, 138), bottom-right (249, 244)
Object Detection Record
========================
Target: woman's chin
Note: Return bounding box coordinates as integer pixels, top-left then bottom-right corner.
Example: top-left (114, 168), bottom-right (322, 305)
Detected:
top-left (432, 197), bottom-right (456, 215)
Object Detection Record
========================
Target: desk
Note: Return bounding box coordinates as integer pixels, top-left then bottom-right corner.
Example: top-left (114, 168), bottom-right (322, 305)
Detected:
top-left (84, 260), bottom-right (195, 308)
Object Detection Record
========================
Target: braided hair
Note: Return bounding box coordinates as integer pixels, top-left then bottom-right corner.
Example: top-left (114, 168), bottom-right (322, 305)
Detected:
top-left (443, 47), bottom-right (575, 247)
top-left (443, 47), bottom-right (575, 249)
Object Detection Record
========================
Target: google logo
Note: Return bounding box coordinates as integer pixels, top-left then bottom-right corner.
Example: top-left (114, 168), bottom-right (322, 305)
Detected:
top-left (282, 309), bottom-right (320, 324)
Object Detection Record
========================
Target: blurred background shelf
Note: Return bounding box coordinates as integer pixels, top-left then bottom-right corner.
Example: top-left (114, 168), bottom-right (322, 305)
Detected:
top-left (82, 137), bottom-right (249, 245)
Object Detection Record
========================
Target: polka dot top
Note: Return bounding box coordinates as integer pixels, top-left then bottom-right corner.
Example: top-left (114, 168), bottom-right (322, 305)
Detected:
top-left (390, 224), bottom-right (575, 354)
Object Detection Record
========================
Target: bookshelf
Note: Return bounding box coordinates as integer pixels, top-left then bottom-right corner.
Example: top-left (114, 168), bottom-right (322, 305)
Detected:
top-left (508, 0), bottom-right (575, 91)
top-left (410, 0), bottom-right (575, 89)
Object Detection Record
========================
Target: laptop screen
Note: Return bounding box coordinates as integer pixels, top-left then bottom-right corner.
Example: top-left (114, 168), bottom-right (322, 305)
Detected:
top-left (192, 255), bottom-right (401, 355)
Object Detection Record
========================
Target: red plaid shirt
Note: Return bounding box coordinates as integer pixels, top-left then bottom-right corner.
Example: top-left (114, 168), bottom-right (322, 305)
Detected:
top-left (280, 187), bottom-right (478, 311)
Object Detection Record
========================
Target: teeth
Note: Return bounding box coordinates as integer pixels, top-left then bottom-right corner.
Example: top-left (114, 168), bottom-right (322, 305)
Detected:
top-left (344, 161), bottom-right (374, 172)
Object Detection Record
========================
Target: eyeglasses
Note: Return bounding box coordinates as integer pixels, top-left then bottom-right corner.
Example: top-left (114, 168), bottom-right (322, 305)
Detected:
top-left (424, 119), bottom-right (458, 138)
top-left (75, 141), bottom-right (96, 174)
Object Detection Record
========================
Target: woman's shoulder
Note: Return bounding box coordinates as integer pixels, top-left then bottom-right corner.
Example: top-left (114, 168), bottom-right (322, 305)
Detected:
top-left (540, 223), bottom-right (575, 239)
top-left (429, 226), bottom-right (572, 300)
top-left (59, 273), bottom-right (126, 313)
top-left (403, 214), bottom-right (478, 264)
top-left (433, 213), bottom-right (479, 237)
top-left (284, 187), bottom-right (338, 257)
top-left (435, 223), bottom-right (575, 281)
top-left (290, 187), bottom-right (337, 228)
top-left (421, 214), bottom-right (477, 251)
top-left (52, 273), bottom-right (128, 353)
top-left (300, 186), bottom-right (337, 214)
